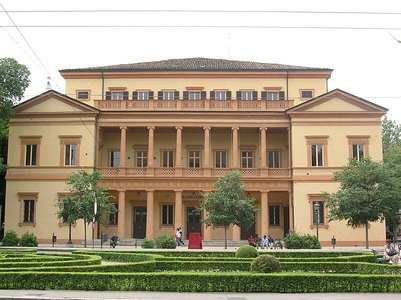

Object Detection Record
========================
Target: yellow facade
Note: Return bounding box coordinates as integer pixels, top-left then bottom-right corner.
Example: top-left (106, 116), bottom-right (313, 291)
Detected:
top-left (4, 58), bottom-right (387, 246)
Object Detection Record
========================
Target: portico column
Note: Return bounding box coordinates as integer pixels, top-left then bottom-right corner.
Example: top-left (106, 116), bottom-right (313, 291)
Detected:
top-left (146, 190), bottom-right (154, 239)
top-left (232, 127), bottom-right (239, 170)
top-left (261, 191), bottom-right (269, 236)
top-left (203, 127), bottom-right (211, 176)
top-left (202, 190), bottom-right (212, 240)
top-left (287, 127), bottom-right (292, 169)
top-left (174, 190), bottom-right (183, 231)
top-left (175, 127), bottom-right (183, 176)
top-left (289, 191), bottom-right (294, 231)
top-left (117, 189), bottom-right (126, 238)
top-left (260, 127), bottom-right (267, 176)
top-left (119, 126), bottom-right (127, 175)
top-left (147, 127), bottom-right (155, 176)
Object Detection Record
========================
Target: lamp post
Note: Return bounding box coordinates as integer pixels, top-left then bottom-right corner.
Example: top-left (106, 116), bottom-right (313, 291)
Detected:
top-left (92, 192), bottom-right (97, 249)
top-left (314, 202), bottom-right (320, 241)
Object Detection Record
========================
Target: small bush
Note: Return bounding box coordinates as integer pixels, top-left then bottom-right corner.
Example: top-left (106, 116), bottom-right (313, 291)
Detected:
top-left (284, 232), bottom-right (321, 249)
top-left (141, 239), bottom-right (155, 249)
top-left (235, 245), bottom-right (258, 258)
top-left (251, 254), bottom-right (281, 273)
top-left (19, 232), bottom-right (38, 247)
top-left (303, 234), bottom-right (320, 249)
top-left (1, 231), bottom-right (19, 246)
top-left (155, 234), bottom-right (176, 249)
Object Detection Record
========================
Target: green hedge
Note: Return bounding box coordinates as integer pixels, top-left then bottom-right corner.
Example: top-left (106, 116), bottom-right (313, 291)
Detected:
top-left (0, 272), bottom-right (401, 292)
top-left (74, 251), bottom-right (162, 262)
top-left (0, 254), bottom-right (101, 268)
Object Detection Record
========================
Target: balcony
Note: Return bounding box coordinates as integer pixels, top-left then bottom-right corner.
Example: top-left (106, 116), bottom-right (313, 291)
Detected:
top-left (93, 99), bottom-right (294, 112)
top-left (97, 167), bottom-right (291, 178)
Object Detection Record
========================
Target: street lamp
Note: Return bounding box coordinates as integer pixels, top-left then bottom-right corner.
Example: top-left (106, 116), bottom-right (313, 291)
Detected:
top-left (92, 192), bottom-right (97, 249)
top-left (314, 202), bottom-right (320, 241)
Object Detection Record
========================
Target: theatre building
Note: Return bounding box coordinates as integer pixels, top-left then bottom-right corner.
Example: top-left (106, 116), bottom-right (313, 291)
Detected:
top-left (4, 58), bottom-right (387, 246)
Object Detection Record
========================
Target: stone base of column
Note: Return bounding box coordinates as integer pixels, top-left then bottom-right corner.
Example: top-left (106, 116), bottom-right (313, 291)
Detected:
top-left (118, 168), bottom-right (126, 176)
top-left (203, 167), bottom-right (211, 177)
top-left (175, 167), bottom-right (183, 176)
top-left (260, 168), bottom-right (268, 177)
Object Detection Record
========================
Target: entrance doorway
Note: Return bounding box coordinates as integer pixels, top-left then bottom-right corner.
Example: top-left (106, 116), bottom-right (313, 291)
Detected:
top-left (133, 206), bottom-right (146, 239)
top-left (186, 207), bottom-right (201, 239)
top-left (241, 222), bottom-right (256, 240)
top-left (284, 207), bottom-right (290, 237)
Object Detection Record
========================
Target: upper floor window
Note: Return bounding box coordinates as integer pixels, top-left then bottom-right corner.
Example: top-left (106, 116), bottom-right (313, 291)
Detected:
top-left (306, 136), bottom-right (328, 167)
top-left (311, 144), bottom-right (323, 167)
top-left (136, 150), bottom-right (148, 168)
top-left (352, 144), bottom-right (364, 161)
top-left (106, 90), bottom-right (128, 100)
top-left (20, 136), bottom-right (41, 167)
top-left (269, 205), bottom-right (280, 226)
top-left (347, 135), bottom-right (369, 161)
top-left (214, 91), bottom-right (227, 100)
top-left (188, 150), bottom-right (201, 168)
top-left (133, 91), bottom-right (154, 100)
top-left (76, 91), bottom-right (90, 100)
top-left (241, 150), bottom-right (254, 168)
top-left (215, 150), bottom-right (228, 168)
top-left (65, 144), bottom-right (77, 166)
top-left (268, 150), bottom-right (280, 168)
top-left (25, 144), bottom-right (38, 166)
top-left (162, 150), bottom-right (174, 167)
top-left (109, 150), bottom-right (120, 167)
top-left (59, 135), bottom-right (81, 167)
top-left (300, 90), bottom-right (314, 100)
top-left (158, 91), bottom-right (179, 100)
top-left (138, 92), bottom-right (149, 100)
top-left (262, 89), bottom-right (285, 101)
top-left (238, 91), bottom-right (257, 101)
top-left (189, 91), bottom-right (201, 100)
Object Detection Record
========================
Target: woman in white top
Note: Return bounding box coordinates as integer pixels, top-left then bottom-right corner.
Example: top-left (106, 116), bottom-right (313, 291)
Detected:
top-left (384, 239), bottom-right (400, 264)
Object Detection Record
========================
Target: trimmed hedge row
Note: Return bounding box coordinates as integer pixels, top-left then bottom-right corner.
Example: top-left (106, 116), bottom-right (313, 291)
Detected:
top-left (0, 272), bottom-right (401, 292)
top-left (74, 251), bottom-right (162, 262)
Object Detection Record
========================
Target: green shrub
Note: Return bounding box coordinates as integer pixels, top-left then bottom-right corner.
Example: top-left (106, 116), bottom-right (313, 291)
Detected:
top-left (251, 255), bottom-right (281, 273)
top-left (235, 245), bottom-right (258, 258)
top-left (284, 232), bottom-right (321, 249)
top-left (155, 234), bottom-right (176, 249)
top-left (302, 234), bottom-right (321, 249)
top-left (141, 239), bottom-right (155, 249)
top-left (1, 231), bottom-right (19, 246)
top-left (19, 232), bottom-right (38, 247)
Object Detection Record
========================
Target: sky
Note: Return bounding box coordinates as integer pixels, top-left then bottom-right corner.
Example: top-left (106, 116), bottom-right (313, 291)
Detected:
top-left (1, 0), bottom-right (401, 122)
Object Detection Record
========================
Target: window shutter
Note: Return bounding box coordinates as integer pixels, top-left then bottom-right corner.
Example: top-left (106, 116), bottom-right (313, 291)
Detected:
top-left (106, 91), bottom-right (111, 100)
top-left (158, 91), bottom-right (163, 100)
top-left (279, 91), bottom-right (285, 100)
top-left (183, 91), bottom-right (189, 100)
top-left (174, 91), bottom-right (179, 100)
top-left (253, 91), bottom-right (258, 100)
top-left (227, 91), bottom-right (232, 100)
top-left (123, 91), bottom-right (129, 100)
top-left (261, 91), bottom-right (267, 100)
top-left (133, 91), bottom-right (138, 100)
top-left (201, 91), bottom-right (206, 100)
top-left (236, 91), bottom-right (241, 100)
top-left (210, 91), bottom-right (215, 100)
top-left (149, 91), bottom-right (154, 100)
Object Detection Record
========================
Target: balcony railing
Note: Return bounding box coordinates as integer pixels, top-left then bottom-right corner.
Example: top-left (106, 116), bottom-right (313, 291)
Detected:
top-left (93, 99), bottom-right (294, 112)
top-left (97, 167), bottom-right (291, 178)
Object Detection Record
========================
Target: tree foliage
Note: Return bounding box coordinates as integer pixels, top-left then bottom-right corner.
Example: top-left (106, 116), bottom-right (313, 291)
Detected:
top-left (198, 172), bottom-right (257, 248)
top-left (382, 116), bottom-right (401, 154)
top-left (322, 158), bottom-right (401, 248)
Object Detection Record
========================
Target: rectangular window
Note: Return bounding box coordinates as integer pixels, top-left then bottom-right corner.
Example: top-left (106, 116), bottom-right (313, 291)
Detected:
top-left (267, 92), bottom-right (279, 101)
top-left (23, 200), bottom-right (35, 223)
top-left (25, 144), bottom-right (37, 166)
top-left (312, 201), bottom-right (324, 224)
top-left (215, 150), bottom-right (228, 168)
top-left (162, 204), bottom-right (173, 226)
top-left (163, 91), bottom-right (175, 100)
top-left (268, 150), bottom-right (280, 168)
top-left (189, 91), bottom-right (202, 100)
top-left (311, 144), bottom-right (323, 167)
top-left (77, 91), bottom-right (89, 100)
top-left (137, 91), bottom-right (149, 100)
top-left (65, 144), bottom-right (77, 166)
top-left (109, 151), bottom-right (120, 167)
top-left (241, 91), bottom-right (253, 101)
top-left (352, 144), bottom-right (364, 161)
top-left (188, 150), bottom-right (201, 168)
top-left (109, 204), bottom-right (118, 225)
top-left (241, 151), bottom-right (253, 168)
top-left (215, 91), bottom-right (227, 100)
top-left (162, 150), bottom-right (174, 167)
top-left (301, 90), bottom-right (313, 100)
top-left (269, 205), bottom-right (280, 226)
top-left (111, 92), bottom-right (124, 100)
top-left (136, 150), bottom-right (148, 167)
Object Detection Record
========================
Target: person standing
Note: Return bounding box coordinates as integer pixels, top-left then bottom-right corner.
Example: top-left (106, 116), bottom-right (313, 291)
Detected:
top-left (178, 226), bottom-right (185, 246)
top-left (175, 228), bottom-right (181, 247)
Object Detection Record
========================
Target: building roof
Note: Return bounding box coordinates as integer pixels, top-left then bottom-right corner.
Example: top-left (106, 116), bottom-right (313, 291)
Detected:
top-left (60, 57), bottom-right (332, 73)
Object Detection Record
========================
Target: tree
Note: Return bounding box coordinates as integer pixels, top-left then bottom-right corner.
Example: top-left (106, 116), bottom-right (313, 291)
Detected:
top-left (382, 116), bottom-right (401, 154)
top-left (60, 170), bottom-right (115, 247)
top-left (198, 172), bottom-right (257, 249)
top-left (323, 158), bottom-right (401, 249)
top-left (56, 196), bottom-right (80, 245)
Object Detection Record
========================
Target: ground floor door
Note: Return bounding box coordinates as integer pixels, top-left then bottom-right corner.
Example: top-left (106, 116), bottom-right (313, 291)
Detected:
top-left (284, 206), bottom-right (289, 237)
top-left (133, 206), bottom-right (146, 239)
top-left (241, 222), bottom-right (256, 240)
top-left (186, 207), bottom-right (201, 239)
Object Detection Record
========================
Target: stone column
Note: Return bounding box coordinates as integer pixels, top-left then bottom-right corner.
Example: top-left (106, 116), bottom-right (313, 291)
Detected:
top-left (289, 191), bottom-right (294, 231)
top-left (147, 126), bottom-right (155, 176)
top-left (175, 126), bottom-right (183, 176)
top-left (203, 127), bottom-right (211, 176)
top-left (202, 190), bottom-right (212, 240)
top-left (287, 127), bottom-right (292, 169)
top-left (146, 190), bottom-right (154, 239)
top-left (261, 191), bottom-right (269, 236)
top-left (174, 190), bottom-right (183, 231)
top-left (232, 127), bottom-right (239, 169)
top-left (119, 126), bottom-right (127, 175)
top-left (117, 189), bottom-right (126, 238)
top-left (260, 127), bottom-right (267, 176)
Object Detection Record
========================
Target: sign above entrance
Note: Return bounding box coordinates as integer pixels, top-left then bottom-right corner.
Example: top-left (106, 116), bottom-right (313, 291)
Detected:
top-left (182, 192), bottom-right (203, 201)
